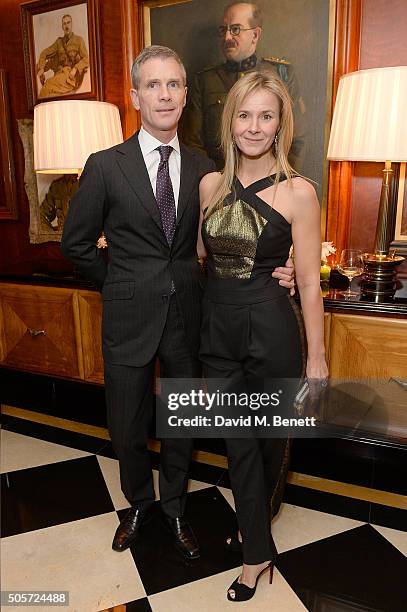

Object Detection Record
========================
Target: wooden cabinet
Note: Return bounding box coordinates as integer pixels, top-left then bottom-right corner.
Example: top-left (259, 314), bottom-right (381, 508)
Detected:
top-left (0, 283), bottom-right (83, 379)
top-left (1, 282), bottom-right (406, 392)
top-left (329, 314), bottom-right (407, 379)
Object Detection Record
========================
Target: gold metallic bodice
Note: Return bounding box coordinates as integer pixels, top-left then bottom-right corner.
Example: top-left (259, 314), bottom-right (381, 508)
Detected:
top-left (203, 199), bottom-right (268, 279)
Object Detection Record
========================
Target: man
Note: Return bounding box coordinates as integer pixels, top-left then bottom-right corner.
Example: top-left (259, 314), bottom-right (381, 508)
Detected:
top-left (36, 14), bottom-right (89, 99)
top-left (182, 1), bottom-right (306, 170)
top-left (61, 45), bottom-right (294, 560)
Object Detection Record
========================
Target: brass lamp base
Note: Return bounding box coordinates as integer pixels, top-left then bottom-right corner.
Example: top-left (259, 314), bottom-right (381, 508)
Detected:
top-left (361, 253), bottom-right (405, 302)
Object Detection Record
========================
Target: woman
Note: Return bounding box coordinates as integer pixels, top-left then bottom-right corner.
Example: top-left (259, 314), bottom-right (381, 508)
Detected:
top-left (198, 71), bottom-right (328, 602)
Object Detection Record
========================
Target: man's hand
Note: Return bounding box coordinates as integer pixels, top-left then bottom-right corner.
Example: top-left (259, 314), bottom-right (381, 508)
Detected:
top-left (38, 69), bottom-right (45, 85)
top-left (272, 257), bottom-right (295, 296)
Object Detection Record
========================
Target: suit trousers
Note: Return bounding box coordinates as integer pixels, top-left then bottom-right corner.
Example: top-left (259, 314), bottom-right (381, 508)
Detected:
top-left (200, 294), bottom-right (305, 564)
top-left (104, 294), bottom-right (201, 517)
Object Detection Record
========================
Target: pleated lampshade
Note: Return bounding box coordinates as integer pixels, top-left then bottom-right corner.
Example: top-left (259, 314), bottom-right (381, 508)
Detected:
top-left (34, 100), bottom-right (123, 174)
top-left (327, 66), bottom-right (407, 163)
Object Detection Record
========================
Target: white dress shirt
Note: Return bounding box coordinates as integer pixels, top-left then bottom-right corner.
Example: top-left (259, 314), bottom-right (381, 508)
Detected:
top-left (138, 127), bottom-right (181, 211)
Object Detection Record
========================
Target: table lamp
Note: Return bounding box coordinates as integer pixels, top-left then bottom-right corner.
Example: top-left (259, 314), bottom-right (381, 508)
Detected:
top-left (34, 100), bottom-right (123, 177)
top-left (327, 66), bottom-right (407, 301)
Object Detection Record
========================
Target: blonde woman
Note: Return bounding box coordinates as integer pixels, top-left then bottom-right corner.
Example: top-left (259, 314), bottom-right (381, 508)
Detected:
top-left (198, 71), bottom-right (328, 602)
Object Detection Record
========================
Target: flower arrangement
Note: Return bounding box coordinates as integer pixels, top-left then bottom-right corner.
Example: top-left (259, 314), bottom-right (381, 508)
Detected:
top-left (321, 241), bottom-right (336, 263)
top-left (320, 241), bottom-right (336, 286)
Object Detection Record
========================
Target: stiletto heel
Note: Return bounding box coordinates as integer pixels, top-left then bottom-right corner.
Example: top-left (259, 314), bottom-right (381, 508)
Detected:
top-left (227, 563), bottom-right (273, 602)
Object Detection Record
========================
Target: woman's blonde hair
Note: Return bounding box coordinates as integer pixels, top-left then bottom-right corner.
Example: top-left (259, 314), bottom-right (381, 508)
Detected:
top-left (205, 70), bottom-right (297, 217)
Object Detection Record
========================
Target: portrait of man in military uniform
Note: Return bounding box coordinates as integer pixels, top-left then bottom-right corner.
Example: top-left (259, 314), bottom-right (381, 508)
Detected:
top-left (182, 1), bottom-right (306, 171)
top-left (36, 13), bottom-right (89, 99)
top-left (27, 0), bottom-right (95, 104)
top-left (147, 0), bottom-right (331, 201)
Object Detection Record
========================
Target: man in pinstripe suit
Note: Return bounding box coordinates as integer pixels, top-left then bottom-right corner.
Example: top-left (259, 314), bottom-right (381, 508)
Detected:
top-left (62, 45), bottom-right (294, 560)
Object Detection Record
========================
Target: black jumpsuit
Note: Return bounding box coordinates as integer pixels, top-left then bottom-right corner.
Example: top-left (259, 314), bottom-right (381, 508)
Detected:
top-left (200, 175), bottom-right (305, 564)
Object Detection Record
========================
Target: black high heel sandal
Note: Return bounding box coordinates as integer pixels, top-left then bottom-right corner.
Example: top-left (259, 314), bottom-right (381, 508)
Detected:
top-left (227, 563), bottom-right (274, 602)
top-left (225, 533), bottom-right (242, 553)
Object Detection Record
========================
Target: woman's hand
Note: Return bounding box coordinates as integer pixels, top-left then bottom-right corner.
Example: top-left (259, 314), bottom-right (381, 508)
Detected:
top-left (306, 356), bottom-right (329, 407)
top-left (306, 355), bottom-right (328, 381)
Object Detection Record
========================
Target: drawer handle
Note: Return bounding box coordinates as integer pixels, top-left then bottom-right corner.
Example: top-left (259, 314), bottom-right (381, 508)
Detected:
top-left (27, 328), bottom-right (46, 337)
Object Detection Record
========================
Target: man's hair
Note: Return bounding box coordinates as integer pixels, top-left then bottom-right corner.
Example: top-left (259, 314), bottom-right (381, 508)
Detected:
top-left (131, 45), bottom-right (186, 90)
top-left (224, 2), bottom-right (263, 28)
top-left (62, 14), bottom-right (72, 22)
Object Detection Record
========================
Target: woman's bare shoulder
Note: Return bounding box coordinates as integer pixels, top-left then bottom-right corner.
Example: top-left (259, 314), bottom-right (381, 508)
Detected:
top-left (290, 176), bottom-right (317, 194)
top-left (199, 171), bottom-right (222, 203)
top-left (200, 171), bottom-right (221, 189)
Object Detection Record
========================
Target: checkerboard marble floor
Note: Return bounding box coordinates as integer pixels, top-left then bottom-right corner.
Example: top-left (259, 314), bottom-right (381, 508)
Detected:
top-left (1, 425), bottom-right (406, 611)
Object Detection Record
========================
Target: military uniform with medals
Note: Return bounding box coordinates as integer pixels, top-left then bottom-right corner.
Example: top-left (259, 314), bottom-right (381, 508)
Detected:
top-left (181, 53), bottom-right (306, 171)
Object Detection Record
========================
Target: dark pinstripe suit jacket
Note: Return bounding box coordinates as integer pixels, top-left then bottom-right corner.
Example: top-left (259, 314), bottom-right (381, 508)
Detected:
top-left (61, 131), bottom-right (215, 367)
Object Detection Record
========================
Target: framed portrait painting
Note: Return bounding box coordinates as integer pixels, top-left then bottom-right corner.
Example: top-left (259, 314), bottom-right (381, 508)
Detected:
top-left (141, 0), bottom-right (335, 207)
top-left (21, 0), bottom-right (102, 110)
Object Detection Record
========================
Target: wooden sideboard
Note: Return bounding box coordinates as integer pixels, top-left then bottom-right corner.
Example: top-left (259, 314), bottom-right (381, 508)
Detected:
top-left (0, 282), bottom-right (103, 382)
top-left (1, 280), bottom-right (407, 389)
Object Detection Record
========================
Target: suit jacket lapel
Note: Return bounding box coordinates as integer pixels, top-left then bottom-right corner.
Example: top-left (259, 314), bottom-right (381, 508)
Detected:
top-left (115, 132), bottom-right (164, 237)
top-left (177, 144), bottom-right (198, 226)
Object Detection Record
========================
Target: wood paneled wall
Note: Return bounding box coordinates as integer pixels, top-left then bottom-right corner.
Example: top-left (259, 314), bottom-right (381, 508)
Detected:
top-left (0, 0), bottom-right (406, 278)
top-left (0, 0), bottom-right (127, 276)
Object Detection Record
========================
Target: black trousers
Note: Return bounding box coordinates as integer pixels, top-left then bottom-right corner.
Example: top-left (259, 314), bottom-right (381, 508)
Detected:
top-left (104, 295), bottom-right (201, 518)
top-left (200, 294), bottom-right (305, 564)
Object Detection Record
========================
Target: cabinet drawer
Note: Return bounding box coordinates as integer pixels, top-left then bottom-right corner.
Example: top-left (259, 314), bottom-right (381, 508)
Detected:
top-left (0, 284), bottom-right (81, 378)
top-left (330, 313), bottom-right (407, 379)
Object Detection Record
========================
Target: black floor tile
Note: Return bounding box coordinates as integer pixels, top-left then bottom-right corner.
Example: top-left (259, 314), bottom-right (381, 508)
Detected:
top-left (119, 597), bottom-right (153, 611)
top-left (277, 524), bottom-right (407, 612)
top-left (1, 455), bottom-right (114, 537)
top-left (283, 483), bottom-right (370, 523)
top-left (118, 487), bottom-right (241, 596)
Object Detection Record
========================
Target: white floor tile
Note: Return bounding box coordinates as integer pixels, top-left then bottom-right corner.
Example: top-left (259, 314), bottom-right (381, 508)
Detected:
top-left (1, 513), bottom-right (145, 612)
top-left (97, 455), bottom-right (131, 510)
top-left (149, 566), bottom-right (307, 612)
top-left (372, 524), bottom-right (407, 557)
top-left (272, 503), bottom-right (364, 553)
top-left (217, 486), bottom-right (235, 510)
top-left (0, 429), bottom-right (91, 473)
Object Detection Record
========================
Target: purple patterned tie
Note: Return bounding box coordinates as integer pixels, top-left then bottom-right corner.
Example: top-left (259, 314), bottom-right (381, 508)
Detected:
top-left (156, 146), bottom-right (176, 246)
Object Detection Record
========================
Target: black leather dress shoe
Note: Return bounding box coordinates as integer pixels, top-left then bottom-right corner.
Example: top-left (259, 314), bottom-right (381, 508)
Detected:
top-left (112, 506), bottom-right (152, 552)
top-left (163, 515), bottom-right (200, 560)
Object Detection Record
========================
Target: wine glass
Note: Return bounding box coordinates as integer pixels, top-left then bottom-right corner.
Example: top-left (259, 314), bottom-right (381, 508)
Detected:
top-left (338, 249), bottom-right (364, 298)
